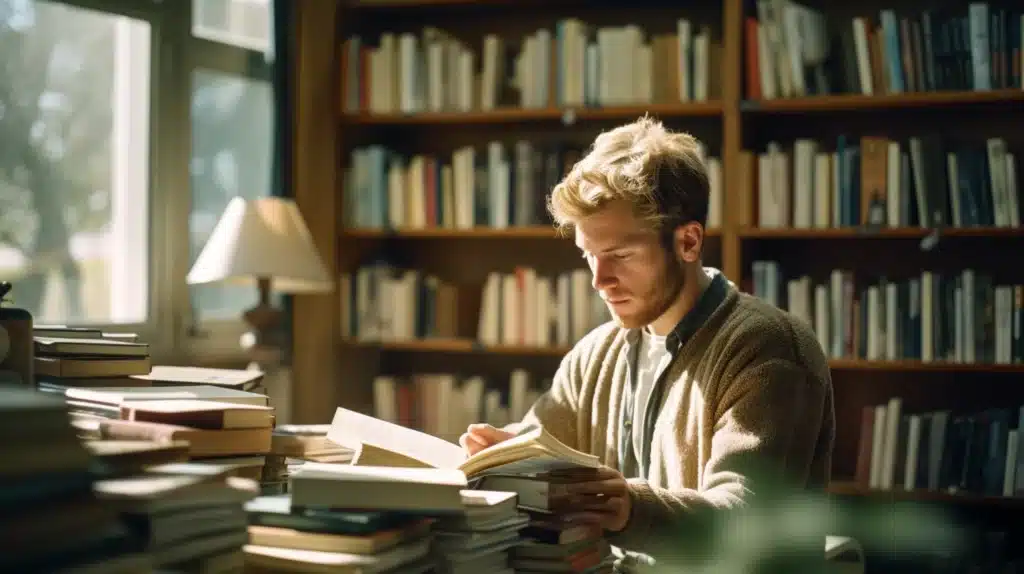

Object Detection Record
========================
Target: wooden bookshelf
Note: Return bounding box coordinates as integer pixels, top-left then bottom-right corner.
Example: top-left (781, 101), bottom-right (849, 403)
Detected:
top-left (290, 2), bottom-right (1024, 553)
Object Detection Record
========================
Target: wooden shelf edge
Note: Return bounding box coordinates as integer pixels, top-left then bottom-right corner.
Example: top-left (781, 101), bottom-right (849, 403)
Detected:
top-left (340, 340), bottom-right (1024, 372)
top-left (340, 338), bottom-right (570, 356)
top-left (340, 227), bottom-right (724, 239)
top-left (350, 0), bottom-right (582, 8)
top-left (743, 89), bottom-right (1024, 113)
top-left (341, 102), bottom-right (723, 125)
top-left (340, 226), bottom-right (562, 239)
top-left (828, 359), bottom-right (1024, 373)
top-left (738, 227), bottom-right (1024, 239)
top-left (828, 481), bottom-right (1022, 506)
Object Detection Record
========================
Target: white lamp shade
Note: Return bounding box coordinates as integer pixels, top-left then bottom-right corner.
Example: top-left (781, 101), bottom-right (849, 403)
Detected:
top-left (187, 196), bottom-right (333, 293)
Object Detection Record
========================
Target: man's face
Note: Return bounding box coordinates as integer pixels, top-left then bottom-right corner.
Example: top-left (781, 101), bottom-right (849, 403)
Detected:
top-left (574, 200), bottom-right (685, 330)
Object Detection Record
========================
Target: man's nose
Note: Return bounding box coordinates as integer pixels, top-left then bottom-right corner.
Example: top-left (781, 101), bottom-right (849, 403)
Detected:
top-left (591, 258), bottom-right (615, 290)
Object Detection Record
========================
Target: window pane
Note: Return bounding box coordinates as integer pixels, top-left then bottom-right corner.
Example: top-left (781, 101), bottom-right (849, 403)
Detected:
top-left (189, 68), bottom-right (276, 322)
top-left (0, 0), bottom-right (150, 325)
top-left (192, 0), bottom-right (273, 57)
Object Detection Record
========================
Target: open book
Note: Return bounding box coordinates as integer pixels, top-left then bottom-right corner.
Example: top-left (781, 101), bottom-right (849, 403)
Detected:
top-left (325, 408), bottom-right (600, 479)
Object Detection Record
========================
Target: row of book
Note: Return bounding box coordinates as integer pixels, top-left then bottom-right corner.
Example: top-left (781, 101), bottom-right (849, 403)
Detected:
top-left (342, 132), bottom-right (1018, 235)
top-left (751, 263), bottom-right (1024, 364)
top-left (853, 397), bottom-right (1024, 498)
top-left (747, 136), bottom-right (1020, 231)
top-left (343, 142), bottom-right (725, 231)
top-left (343, 2), bottom-right (1023, 108)
top-left (746, 2), bottom-right (1022, 99)
top-left (340, 18), bottom-right (717, 114)
top-left (371, 369), bottom-right (548, 443)
top-left (339, 264), bottom-right (611, 348)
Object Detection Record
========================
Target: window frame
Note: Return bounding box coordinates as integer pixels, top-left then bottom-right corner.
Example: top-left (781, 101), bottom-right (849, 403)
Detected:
top-left (173, 0), bottom-right (283, 364)
top-left (8, 0), bottom-right (285, 364)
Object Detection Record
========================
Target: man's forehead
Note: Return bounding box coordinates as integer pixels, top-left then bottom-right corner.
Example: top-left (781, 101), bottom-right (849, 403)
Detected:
top-left (575, 225), bottom-right (652, 252)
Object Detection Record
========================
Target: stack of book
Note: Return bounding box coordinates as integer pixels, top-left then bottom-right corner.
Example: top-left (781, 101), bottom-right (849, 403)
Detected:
top-left (56, 385), bottom-right (274, 487)
top-left (243, 466), bottom-right (445, 572)
top-left (0, 384), bottom-right (148, 572)
top-left (473, 472), bottom-right (614, 572)
top-left (431, 490), bottom-right (529, 574)
top-left (265, 423), bottom-right (355, 494)
top-left (93, 460), bottom-right (259, 571)
top-left (509, 515), bottom-right (612, 572)
top-left (271, 424), bottom-right (353, 463)
top-left (32, 326), bottom-right (151, 388)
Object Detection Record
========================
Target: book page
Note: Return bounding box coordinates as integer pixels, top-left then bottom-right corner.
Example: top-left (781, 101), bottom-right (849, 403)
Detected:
top-left (326, 408), bottom-right (466, 470)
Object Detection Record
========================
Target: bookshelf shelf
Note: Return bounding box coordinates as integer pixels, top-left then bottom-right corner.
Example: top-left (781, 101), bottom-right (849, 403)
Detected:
top-left (741, 89), bottom-right (1024, 114)
top-left (341, 102), bottom-right (723, 126)
top-left (341, 226), bottom-right (562, 239)
top-left (737, 227), bottom-right (1024, 239)
top-left (340, 338), bottom-right (570, 356)
top-left (340, 340), bottom-right (1024, 373)
top-left (341, 227), bottom-right (723, 240)
top-left (351, 0), bottom-right (586, 9)
top-left (828, 482), bottom-right (1024, 508)
top-left (828, 359), bottom-right (1024, 373)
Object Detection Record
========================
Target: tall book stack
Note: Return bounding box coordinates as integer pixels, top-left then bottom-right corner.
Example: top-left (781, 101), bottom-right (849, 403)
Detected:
top-left (0, 384), bottom-right (148, 572)
top-left (32, 325), bottom-right (151, 388)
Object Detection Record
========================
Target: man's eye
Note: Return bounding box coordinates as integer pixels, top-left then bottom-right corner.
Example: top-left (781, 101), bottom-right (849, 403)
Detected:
top-left (614, 252), bottom-right (631, 260)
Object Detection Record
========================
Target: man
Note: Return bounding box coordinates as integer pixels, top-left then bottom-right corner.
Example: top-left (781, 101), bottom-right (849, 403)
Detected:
top-left (460, 117), bottom-right (835, 570)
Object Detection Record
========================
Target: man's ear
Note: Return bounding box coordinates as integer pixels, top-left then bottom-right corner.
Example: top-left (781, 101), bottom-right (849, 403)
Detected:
top-left (672, 222), bottom-right (703, 263)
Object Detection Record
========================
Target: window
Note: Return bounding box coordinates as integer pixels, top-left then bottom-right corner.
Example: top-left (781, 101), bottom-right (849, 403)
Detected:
top-left (0, 0), bottom-right (150, 326)
top-left (0, 0), bottom-right (284, 360)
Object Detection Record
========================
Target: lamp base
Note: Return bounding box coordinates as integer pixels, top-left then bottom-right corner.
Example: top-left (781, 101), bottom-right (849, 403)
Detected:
top-left (242, 278), bottom-right (285, 370)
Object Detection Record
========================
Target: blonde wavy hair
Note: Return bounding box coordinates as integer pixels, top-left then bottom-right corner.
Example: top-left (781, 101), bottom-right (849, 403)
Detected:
top-left (547, 116), bottom-right (710, 238)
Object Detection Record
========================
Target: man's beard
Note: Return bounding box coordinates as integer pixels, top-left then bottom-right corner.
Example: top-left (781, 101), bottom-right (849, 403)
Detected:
top-left (608, 256), bottom-right (687, 330)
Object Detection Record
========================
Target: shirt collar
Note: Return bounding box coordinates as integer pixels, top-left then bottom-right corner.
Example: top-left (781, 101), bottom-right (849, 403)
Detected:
top-left (625, 267), bottom-right (730, 354)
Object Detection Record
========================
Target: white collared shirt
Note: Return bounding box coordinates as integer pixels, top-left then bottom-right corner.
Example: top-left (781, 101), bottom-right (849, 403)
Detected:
top-left (632, 328), bottom-right (672, 461)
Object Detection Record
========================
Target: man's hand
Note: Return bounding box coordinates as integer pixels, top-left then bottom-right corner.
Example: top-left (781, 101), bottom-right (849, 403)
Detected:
top-left (459, 423), bottom-right (515, 456)
top-left (561, 466), bottom-right (632, 532)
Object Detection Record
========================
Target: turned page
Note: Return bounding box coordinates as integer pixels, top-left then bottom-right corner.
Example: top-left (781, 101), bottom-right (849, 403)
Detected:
top-left (326, 407), bottom-right (466, 470)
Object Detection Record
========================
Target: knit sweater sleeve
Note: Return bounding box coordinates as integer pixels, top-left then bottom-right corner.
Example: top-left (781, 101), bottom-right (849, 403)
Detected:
top-left (502, 343), bottom-right (584, 450)
top-left (608, 356), bottom-right (828, 556)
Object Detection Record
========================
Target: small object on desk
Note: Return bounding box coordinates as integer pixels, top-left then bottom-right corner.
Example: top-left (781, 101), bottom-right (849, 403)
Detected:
top-left (0, 281), bottom-right (33, 386)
